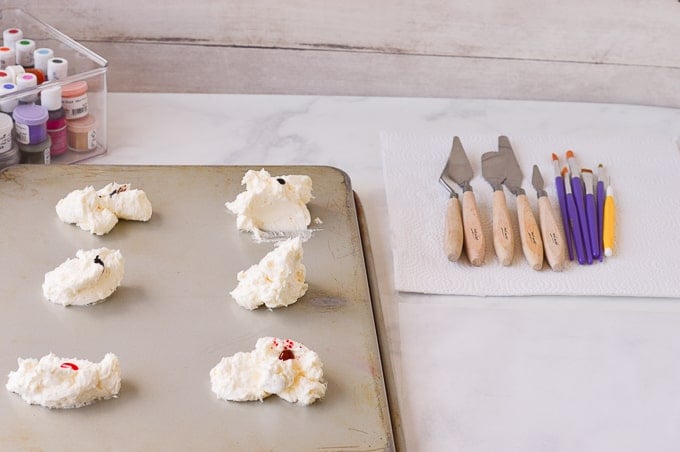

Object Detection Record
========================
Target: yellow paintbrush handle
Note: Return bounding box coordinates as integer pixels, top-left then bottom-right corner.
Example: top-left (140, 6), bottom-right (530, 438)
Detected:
top-left (603, 186), bottom-right (615, 257)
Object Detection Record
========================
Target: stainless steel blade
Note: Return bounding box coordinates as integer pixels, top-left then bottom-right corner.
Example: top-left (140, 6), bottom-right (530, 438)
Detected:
top-left (444, 136), bottom-right (474, 192)
top-left (531, 165), bottom-right (547, 197)
top-left (439, 149), bottom-right (459, 199)
top-left (498, 135), bottom-right (525, 195)
top-left (481, 151), bottom-right (505, 190)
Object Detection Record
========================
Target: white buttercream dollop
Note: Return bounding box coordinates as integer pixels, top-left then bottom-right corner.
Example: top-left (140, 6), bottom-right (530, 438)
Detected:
top-left (6, 353), bottom-right (121, 409)
top-left (230, 237), bottom-right (307, 310)
top-left (96, 182), bottom-right (153, 221)
top-left (210, 337), bottom-right (326, 406)
top-left (225, 169), bottom-right (312, 234)
top-left (42, 248), bottom-right (125, 306)
top-left (56, 183), bottom-right (152, 235)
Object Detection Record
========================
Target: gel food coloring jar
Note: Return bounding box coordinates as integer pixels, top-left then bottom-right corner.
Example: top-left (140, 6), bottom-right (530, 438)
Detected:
top-left (61, 80), bottom-right (88, 120)
top-left (0, 142), bottom-right (18, 170)
top-left (12, 103), bottom-right (48, 145)
top-left (0, 112), bottom-right (13, 153)
top-left (19, 135), bottom-right (51, 164)
top-left (67, 114), bottom-right (96, 152)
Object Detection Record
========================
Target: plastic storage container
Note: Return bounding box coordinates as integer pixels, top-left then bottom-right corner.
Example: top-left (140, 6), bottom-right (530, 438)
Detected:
top-left (0, 8), bottom-right (107, 164)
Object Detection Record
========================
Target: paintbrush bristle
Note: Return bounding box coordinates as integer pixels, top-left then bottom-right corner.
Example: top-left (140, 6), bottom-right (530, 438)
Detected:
top-left (552, 152), bottom-right (559, 161)
top-left (561, 166), bottom-right (569, 177)
top-left (566, 150), bottom-right (574, 159)
top-left (581, 168), bottom-right (592, 174)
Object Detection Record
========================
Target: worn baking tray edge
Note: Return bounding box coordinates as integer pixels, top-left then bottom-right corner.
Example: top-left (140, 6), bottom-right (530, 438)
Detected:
top-left (355, 192), bottom-right (404, 452)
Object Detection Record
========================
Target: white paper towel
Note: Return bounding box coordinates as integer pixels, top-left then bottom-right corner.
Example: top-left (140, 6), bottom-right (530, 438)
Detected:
top-left (380, 132), bottom-right (680, 297)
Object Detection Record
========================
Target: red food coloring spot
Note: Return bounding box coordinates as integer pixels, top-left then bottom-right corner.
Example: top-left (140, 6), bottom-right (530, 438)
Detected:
top-left (278, 349), bottom-right (295, 361)
top-left (60, 362), bottom-right (79, 371)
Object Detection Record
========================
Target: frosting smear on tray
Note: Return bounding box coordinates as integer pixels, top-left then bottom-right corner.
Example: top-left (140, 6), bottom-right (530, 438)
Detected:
top-left (226, 169), bottom-right (312, 236)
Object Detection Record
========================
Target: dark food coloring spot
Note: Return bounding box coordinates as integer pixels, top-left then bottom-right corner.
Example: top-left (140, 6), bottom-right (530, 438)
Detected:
top-left (109, 185), bottom-right (128, 197)
top-left (276, 178), bottom-right (286, 185)
top-left (278, 349), bottom-right (295, 361)
top-left (94, 255), bottom-right (105, 267)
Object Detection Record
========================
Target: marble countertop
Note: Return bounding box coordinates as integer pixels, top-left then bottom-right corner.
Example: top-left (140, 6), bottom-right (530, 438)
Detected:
top-left (92, 93), bottom-right (680, 451)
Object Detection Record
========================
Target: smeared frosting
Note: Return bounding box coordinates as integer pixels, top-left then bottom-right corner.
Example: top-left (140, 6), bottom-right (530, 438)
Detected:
top-left (225, 169), bottom-right (312, 235)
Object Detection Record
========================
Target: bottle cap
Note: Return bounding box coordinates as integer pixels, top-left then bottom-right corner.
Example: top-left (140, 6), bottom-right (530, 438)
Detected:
top-left (12, 103), bottom-right (48, 125)
top-left (15, 39), bottom-right (35, 67)
top-left (0, 46), bottom-right (15, 69)
top-left (0, 70), bottom-right (12, 84)
top-left (5, 64), bottom-right (24, 82)
top-left (62, 80), bottom-right (88, 97)
top-left (67, 113), bottom-right (96, 132)
top-left (47, 57), bottom-right (68, 81)
top-left (16, 72), bottom-right (37, 89)
top-left (0, 82), bottom-right (17, 113)
top-left (33, 48), bottom-right (53, 74)
top-left (41, 85), bottom-right (62, 111)
top-left (2, 28), bottom-right (23, 49)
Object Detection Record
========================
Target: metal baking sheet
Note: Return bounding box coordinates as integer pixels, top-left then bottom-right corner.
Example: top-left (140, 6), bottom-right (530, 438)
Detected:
top-left (0, 164), bottom-right (395, 451)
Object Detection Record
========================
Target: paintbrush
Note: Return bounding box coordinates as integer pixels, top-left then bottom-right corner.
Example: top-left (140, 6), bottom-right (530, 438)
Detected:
top-left (566, 150), bottom-right (592, 264)
top-left (603, 177), bottom-right (616, 257)
top-left (596, 164), bottom-right (606, 261)
top-left (581, 168), bottom-right (600, 260)
top-left (563, 166), bottom-right (587, 264)
top-left (552, 153), bottom-right (573, 260)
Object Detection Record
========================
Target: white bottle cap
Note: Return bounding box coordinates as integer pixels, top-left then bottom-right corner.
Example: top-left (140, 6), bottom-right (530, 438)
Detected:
top-left (5, 64), bottom-right (24, 82)
top-left (40, 85), bottom-right (62, 111)
top-left (0, 46), bottom-right (15, 70)
top-left (2, 28), bottom-right (23, 49)
top-left (15, 38), bottom-right (35, 67)
top-left (16, 72), bottom-right (36, 89)
top-left (0, 70), bottom-right (12, 84)
top-left (47, 57), bottom-right (68, 81)
top-left (33, 47), bottom-right (53, 74)
top-left (16, 72), bottom-right (38, 103)
top-left (0, 82), bottom-right (18, 113)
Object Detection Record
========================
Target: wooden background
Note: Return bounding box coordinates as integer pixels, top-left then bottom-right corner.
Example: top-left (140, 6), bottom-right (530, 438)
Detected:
top-left (9, 1), bottom-right (680, 107)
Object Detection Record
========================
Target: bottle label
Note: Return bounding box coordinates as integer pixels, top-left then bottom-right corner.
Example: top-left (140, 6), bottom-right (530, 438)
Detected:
top-left (87, 128), bottom-right (97, 150)
top-left (14, 122), bottom-right (30, 144)
top-left (0, 128), bottom-right (12, 153)
top-left (62, 93), bottom-right (88, 119)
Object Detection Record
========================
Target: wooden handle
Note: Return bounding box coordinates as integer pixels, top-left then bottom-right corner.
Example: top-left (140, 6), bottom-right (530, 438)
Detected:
top-left (538, 196), bottom-right (567, 271)
top-left (444, 197), bottom-right (464, 262)
top-left (491, 190), bottom-right (514, 266)
top-left (461, 191), bottom-right (485, 266)
top-left (516, 194), bottom-right (543, 270)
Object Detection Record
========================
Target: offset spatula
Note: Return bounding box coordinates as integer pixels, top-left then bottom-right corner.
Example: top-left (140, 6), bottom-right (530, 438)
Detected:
top-left (499, 136), bottom-right (543, 270)
top-left (531, 165), bottom-right (567, 271)
top-left (439, 152), bottom-right (464, 263)
top-left (481, 150), bottom-right (514, 266)
top-left (440, 137), bottom-right (485, 266)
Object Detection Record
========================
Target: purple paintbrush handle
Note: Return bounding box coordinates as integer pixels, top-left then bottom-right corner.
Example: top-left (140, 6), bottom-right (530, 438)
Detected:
top-left (571, 176), bottom-right (593, 264)
top-left (555, 175), bottom-right (574, 261)
top-left (566, 192), bottom-right (587, 264)
top-left (597, 181), bottom-right (605, 261)
top-left (585, 193), bottom-right (600, 259)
